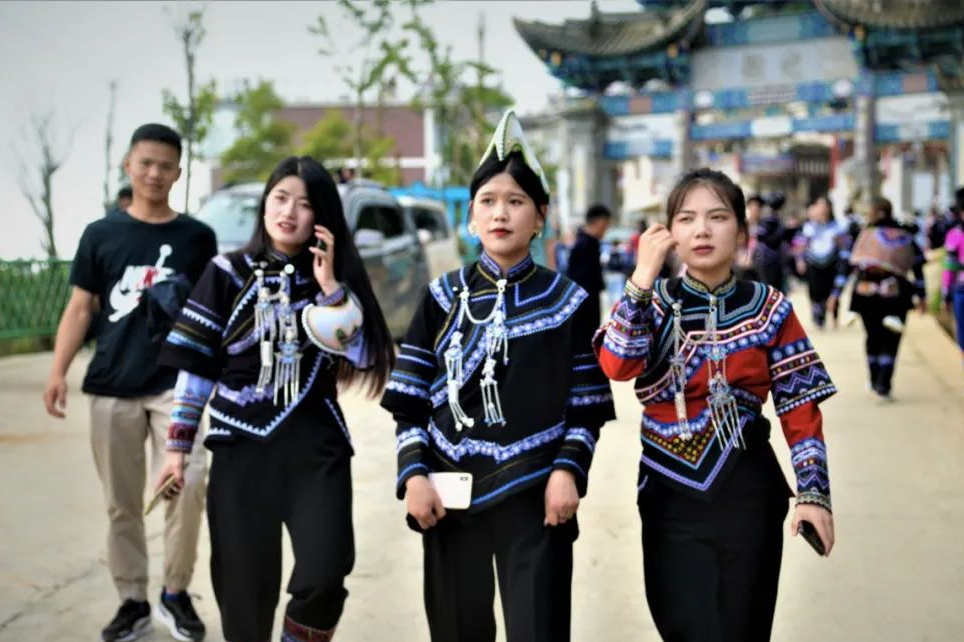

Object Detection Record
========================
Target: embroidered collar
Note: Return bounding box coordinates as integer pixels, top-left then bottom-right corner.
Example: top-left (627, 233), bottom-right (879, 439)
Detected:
top-left (681, 272), bottom-right (737, 298)
top-left (478, 251), bottom-right (536, 284)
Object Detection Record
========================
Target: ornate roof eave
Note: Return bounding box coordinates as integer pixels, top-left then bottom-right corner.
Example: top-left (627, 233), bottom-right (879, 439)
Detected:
top-left (513, 0), bottom-right (706, 58)
top-left (814, 0), bottom-right (964, 30)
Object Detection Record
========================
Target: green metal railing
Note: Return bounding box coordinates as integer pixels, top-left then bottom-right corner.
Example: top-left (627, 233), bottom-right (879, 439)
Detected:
top-left (0, 260), bottom-right (72, 340)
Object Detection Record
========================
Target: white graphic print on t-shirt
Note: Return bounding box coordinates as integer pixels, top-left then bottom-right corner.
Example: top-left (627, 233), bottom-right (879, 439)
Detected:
top-left (108, 244), bottom-right (175, 322)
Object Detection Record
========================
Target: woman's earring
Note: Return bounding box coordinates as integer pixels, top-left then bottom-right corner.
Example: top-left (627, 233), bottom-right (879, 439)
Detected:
top-left (468, 220), bottom-right (479, 238)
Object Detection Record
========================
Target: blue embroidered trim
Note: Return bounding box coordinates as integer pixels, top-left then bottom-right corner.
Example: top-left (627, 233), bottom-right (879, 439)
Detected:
top-left (472, 467), bottom-right (552, 506)
top-left (396, 427), bottom-right (430, 453)
top-left (429, 420), bottom-right (565, 463)
top-left (324, 399), bottom-right (351, 444)
top-left (564, 427), bottom-right (597, 452)
top-left (553, 457), bottom-right (588, 478)
top-left (385, 380), bottom-right (430, 399)
top-left (182, 307), bottom-right (223, 332)
top-left (168, 330), bottom-right (214, 357)
top-left (208, 352), bottom-right (325, 437)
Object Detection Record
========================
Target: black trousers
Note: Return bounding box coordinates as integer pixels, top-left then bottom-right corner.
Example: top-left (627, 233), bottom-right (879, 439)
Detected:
top-left (207, 421), bottom-right (354, 642)
top-left (859, 310), bottom-right (906, 394)
top-left (806, 262), bottom-right (837, 327)
top-left (421, 484), bottom-right (577, 642)
top-left (638, 445), bottom-right (790, 642)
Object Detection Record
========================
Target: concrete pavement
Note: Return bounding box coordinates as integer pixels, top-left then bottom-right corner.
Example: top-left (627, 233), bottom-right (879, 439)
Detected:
top-left (1, 293), bottom-right (963, 641)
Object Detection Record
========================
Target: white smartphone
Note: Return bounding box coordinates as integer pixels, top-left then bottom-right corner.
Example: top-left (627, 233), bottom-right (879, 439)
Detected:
top-left (428, 472), bottom-right (473, 510)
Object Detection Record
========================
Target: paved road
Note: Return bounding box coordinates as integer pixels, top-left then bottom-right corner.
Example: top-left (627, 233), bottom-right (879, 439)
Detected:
top-left (1, 294), bottom-right (963, 641)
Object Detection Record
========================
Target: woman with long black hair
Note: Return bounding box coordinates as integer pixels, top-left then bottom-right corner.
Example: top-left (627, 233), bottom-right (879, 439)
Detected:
top-left (154, 156), bottom-right (394, 642)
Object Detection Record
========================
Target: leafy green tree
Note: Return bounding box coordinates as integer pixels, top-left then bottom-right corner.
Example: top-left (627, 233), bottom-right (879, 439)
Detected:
top-left (220, 80), bottom-right (296, 183)
top-left (299, 109), bottom-right (399, 185)
top-left (403, 7), bottom-right (512, 185)
top-left (299, 110), bottom-right (353, 164)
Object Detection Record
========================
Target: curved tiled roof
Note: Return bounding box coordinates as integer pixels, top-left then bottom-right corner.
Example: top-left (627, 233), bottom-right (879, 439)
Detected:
top-left (513, 0), bottom-right (706, 57)
top-left (815, 0), bottom-right (964, 30)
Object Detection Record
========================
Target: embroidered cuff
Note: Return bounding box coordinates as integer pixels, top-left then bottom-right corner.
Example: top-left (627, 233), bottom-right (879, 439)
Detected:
top-left (165, 438), bottom-right (195, 453)
top-left (795, 490), bottom-right (832, 512)
top-left (166, 371), bottom-right (214, 452)
top-left (624, 278), bottom-right (653, 304)
top-left (396, 425), bottom-right (431, 499)
top-left (316, 284), bottom-right (346, 307)
top-left (553, 426), bottom-right (599, 496)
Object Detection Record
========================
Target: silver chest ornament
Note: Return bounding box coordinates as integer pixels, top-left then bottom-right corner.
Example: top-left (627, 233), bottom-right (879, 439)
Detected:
top-left (253, 263), bottom-right (303, 406)
top-left (671, 293), bottom-right (743, 450)
top-left (444, 278), bottom-right (509, 431)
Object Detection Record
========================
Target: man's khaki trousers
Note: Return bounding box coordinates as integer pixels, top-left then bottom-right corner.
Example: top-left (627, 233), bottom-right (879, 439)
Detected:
top-left (89, 390), bottom-right (206, 601)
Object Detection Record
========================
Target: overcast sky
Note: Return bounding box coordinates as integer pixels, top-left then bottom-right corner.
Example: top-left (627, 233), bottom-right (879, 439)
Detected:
top-left (0, 0), bottom-right (642, 260)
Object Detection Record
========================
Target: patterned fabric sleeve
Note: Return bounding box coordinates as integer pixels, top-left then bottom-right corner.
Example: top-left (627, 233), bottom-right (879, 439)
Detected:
top-left (167, 370), bottom-right (215, 452)
top-left (159, 257), bottom-right (235, 380)
top-left (593, 279), bottom-right (656, 381)
top-left (380, 287), bottom-right (443, 499)
top-left (941, 228), bottom-right (964, 301)
top-left (554, 295), bottom-right (617, 496)
top-left (767, 303), bottom-right (837, 511)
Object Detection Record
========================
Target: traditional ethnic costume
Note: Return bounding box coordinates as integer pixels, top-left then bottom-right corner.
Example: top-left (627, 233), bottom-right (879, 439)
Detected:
top-left (942, 224), bottom-right (964, 382)
top-left (595, 273), bottom-right (835, 641)
top-left (158, 249), bottom-right (368, 642)
top-left (796, 219), bottom-right (848, 327)
top-left (836, 219), bottom-right (925, 397)
top-left (380, 111), bottom-right (616, 642)
top-left (752, 211), bottom-right (787, 292)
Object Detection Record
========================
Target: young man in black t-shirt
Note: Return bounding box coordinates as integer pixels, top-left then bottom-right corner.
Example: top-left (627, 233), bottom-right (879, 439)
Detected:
top-left (43, 124), bottom-right (216, 642)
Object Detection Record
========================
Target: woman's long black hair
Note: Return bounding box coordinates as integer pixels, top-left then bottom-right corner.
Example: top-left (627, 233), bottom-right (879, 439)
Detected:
top-left (238, 156), bottom-right (394, 396)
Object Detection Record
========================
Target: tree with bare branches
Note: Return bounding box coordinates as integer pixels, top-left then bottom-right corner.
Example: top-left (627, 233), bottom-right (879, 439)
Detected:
top-left (309, 0), bottom-right (416, 180)
top-left (15, 112), bottom-right (75, 259)
top-left (162, 5), bottom-right (217, 213)
top-left (103, 80), bottom-right (118, 212)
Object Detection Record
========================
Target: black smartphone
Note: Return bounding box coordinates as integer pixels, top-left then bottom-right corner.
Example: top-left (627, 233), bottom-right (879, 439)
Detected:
top-left (799, 520), bottom-right (826, 556)
top-left (316, 237), bottom-right (327, 252)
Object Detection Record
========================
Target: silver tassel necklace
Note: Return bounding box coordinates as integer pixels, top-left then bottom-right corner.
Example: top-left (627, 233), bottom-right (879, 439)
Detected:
top-left (445, 278), bottom-right (509, 431)
top-left (253, 263), bottom-right (303, 406)
top-left (671, 293), bottom-right (743, 450)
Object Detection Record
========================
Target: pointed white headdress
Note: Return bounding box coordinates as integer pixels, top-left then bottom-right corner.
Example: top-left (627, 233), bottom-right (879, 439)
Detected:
top-left (479, 109), bottom-right (550, 194)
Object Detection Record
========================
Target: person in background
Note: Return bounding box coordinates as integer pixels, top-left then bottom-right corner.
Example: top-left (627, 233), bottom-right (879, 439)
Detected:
top-left (795, 195), bottom-right (848, 328)
top-left (941, 187), bottom-right (964, 388)
top-left (42, 123), bottom-right (216, 642)
top-left (737, 194), bottom-right (764, 281)
top-left (830, 196), bottom-right (926, 402)
top-left (116, 186), bottom-right (133, 212)
top-left (566, 203), bottom-right (612, 323)
top-left (752, 192), bottom-right (788, 292)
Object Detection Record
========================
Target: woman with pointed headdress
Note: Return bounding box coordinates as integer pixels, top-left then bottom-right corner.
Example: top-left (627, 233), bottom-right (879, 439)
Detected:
top-left (152, 156), bottom-right (394, 642)
top-left (380, 110), bottom-right (616, 642)
top-left (595, 168), bottom-right (836, 641)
